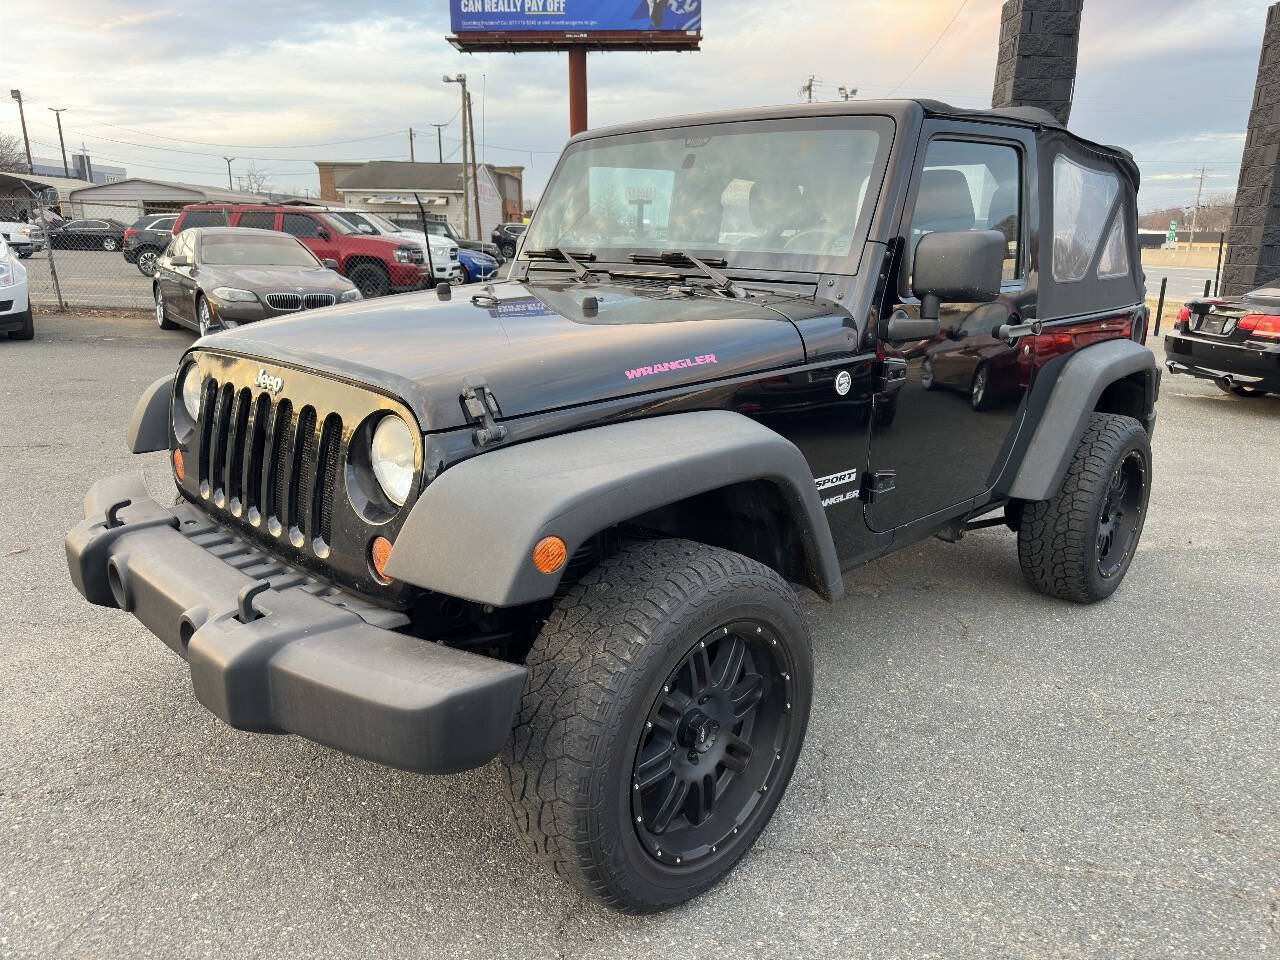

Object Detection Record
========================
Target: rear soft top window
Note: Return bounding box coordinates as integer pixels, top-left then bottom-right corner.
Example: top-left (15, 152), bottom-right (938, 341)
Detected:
top-left (1052, 155), bottom-right (1119, 283)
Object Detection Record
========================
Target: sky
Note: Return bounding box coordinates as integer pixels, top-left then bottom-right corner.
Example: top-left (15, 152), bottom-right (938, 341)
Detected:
top-left (0, 0), bottom-right (1268, 212)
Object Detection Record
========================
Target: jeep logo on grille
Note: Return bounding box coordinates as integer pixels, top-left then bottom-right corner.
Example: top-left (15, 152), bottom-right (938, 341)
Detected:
top-left (255, 369), bottom-right (284, 394)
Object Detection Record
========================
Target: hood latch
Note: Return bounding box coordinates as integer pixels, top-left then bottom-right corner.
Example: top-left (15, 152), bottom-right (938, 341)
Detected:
top-left (461, 376), bottom-right (507, 448)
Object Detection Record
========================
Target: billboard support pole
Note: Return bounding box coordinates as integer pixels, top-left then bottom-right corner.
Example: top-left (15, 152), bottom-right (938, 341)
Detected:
top-left (569, 46), bottom-right (588, 136)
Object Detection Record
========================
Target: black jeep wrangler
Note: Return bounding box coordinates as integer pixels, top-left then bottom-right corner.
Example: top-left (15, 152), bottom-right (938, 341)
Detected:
top-left (66, 100), bottom-right (1158, 913)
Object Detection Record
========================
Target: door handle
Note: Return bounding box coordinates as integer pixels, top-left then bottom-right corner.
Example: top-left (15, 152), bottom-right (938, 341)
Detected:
top-left (994, 319), bottom-right (1043, 341)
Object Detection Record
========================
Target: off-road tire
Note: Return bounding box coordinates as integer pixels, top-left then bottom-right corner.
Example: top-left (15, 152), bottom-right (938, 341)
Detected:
top-left (1017, 412), bottom-right (1150, 603)
top-left (348, 262), bottom-right (391, 298)
top-left (8, 307), bottom-right (34, 340)
top-left (502, 538), bottom-right (813, 913)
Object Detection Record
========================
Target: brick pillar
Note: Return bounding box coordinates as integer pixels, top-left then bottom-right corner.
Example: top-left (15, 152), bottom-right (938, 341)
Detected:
top-left (991, 0), bottom-right (1084, 125)
top-left (1221, 3), bottom-right (1280, 296)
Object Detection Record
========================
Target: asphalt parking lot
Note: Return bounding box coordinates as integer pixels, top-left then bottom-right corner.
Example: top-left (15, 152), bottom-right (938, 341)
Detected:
top-left (2, 311), bottom-right (1278, 959)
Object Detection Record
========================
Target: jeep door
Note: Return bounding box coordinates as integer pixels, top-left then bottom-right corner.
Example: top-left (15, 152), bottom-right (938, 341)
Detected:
top-left (866, 123), bottom-right (1037, 532)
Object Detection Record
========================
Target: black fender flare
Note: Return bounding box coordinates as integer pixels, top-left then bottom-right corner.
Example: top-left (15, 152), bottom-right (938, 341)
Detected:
top-left (1007, 338), bottom-right (1158, 502)
top-left (127, 375), bottom-right (174, 454)
top-left (383, 410), bottom-right (844, 607)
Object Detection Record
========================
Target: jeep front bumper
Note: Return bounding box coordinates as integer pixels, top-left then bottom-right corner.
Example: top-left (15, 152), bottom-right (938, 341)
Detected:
top-left (64, 472), bottom-right (526, 774)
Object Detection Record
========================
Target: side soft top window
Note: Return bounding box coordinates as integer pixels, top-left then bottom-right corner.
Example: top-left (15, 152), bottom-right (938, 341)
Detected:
top-left (906, 138), bottom-right (1023, 285)
top-left (1051, 155), bottom-right (1120, 283)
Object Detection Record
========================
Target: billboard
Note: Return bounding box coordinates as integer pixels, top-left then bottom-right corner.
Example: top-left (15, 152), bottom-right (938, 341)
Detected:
top-left (449, 0), bottom-right (701, 34)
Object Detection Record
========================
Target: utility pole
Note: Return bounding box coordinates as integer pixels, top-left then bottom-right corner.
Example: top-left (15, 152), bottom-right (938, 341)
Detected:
top-left (408, 127), bottom-right (415, 162)
top-left (466, 91), bottom-right (481, 242)
top-left (80, 142), bottom-right (93, 182)
top-left (48, 107), bottom-right (70, 177)
top-left (223, 157), bottom-right (235, 190)
top-left (1186, 165), bottom-right (1207, 252)
top-left (9, 90), bottom-right (34, 173)
top-left (430, 123), bottom-right (447, 163)
top-left (444, 74), bottom-right (470, 240)
top-left (799, 75), bottom-right (817, 103)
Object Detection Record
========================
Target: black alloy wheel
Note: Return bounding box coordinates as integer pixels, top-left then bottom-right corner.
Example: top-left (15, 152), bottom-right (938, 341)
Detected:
top-left (503, 539), bottom-right (813, 912)
top-left (1096, 449), bottom-right (1146, 581)
top-left (631, 620), bottom-right (794, 869)
top-left (1018, 412), bottom-right (1151, 603)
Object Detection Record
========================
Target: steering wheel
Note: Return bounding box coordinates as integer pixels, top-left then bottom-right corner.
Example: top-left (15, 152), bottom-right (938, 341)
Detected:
top-left (783, 229), bottom-right (842, 255)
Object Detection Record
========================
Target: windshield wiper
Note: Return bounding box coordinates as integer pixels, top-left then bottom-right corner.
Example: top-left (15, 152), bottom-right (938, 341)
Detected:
top-left (628, 250), bottom-right (747, 298)
top-left (523, 247), bottom-right (596, 281)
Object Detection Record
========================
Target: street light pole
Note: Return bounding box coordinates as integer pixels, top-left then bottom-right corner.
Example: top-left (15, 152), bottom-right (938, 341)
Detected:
top-left (443, 74), bottom-right (471, 240)
top-left (9, 90), bottom-right (34, 173)
top-left (223, 157), bottom-right (235, 190)
top-left (48, 108), bottom-right (70, 177)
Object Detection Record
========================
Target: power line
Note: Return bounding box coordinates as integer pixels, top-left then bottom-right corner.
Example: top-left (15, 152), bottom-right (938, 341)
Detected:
top-left (886, 0), bottom-right (971, 96)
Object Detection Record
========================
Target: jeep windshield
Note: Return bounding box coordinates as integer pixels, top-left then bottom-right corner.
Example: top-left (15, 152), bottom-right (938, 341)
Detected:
top-left (522, 115), bottom-right (894, 277)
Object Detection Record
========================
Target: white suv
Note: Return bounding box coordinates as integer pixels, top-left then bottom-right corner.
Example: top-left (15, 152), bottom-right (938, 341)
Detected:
top-left (327, 210), bottom-right (462, 285)
top-left (0, 238), bottom-right (33, 340)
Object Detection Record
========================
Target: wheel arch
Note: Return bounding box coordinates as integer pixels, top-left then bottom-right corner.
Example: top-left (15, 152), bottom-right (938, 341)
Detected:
top-left (1005, 338), bottom-right (1159, 502)
top-left (382, 411), bottom-right (844, 607)
top-left (127, 374), bottom-right (174, 453)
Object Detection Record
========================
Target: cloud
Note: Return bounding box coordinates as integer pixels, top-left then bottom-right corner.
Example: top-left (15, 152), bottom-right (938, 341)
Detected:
top-left (0, 0), bottom-right (1265, 211)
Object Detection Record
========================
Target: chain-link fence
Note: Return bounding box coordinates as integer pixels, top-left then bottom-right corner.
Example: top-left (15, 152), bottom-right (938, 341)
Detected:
top-left (10, 197), bottom-right (507, 312)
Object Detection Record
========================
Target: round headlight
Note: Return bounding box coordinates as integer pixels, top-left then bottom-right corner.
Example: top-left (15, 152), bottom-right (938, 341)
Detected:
top-left (370, 415), bottom-right (415, 506)
top-left (180, 364), bottom-right (202, 421)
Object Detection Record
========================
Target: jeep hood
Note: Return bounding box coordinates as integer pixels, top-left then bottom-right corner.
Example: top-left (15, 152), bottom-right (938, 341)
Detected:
top-left (202, 280), bottom-right (806, 431)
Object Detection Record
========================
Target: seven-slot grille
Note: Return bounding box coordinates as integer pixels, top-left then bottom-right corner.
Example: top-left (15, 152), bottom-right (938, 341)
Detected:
top-left (198, 378), bottom-right (343, 549)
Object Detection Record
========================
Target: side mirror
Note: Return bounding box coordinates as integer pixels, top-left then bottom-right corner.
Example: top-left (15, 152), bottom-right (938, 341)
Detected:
top-left (317, 228), bottom-right (331, 240)
top-left (170, 255), bottom-right (189, 267)
top-left (322, 258), bottom-right (339, 270)
top-left (911, 230), bottom-right (1005, 322)
top-left (358, 224), bottom-right (375, 235)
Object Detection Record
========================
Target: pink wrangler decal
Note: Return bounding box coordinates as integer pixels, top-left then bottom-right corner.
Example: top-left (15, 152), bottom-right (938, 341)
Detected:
top-left (624, 354), bottom-right (718, 381)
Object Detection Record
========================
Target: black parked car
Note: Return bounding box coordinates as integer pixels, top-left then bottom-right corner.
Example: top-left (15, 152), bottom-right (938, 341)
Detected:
top-left (1165, 286), bottom-right (1280, 396)
top-left (123, 213), bottom-right (178, 276)
top-left (49, 218), bottom-right (129, 251)
top-left (490, 221), bottom-right (526, 259)
top-left (66, 99), bottom-right (1158, 913)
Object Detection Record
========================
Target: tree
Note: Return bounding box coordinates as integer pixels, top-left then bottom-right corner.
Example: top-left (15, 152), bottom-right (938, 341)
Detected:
top-left (0, 133), bottom-right (28, 173)
top-left (238, 162), bottom-right (272, 194)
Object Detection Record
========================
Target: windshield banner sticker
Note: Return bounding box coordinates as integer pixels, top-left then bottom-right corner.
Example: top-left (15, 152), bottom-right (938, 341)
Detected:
top-left (625, 353), bottom-right (717, 381)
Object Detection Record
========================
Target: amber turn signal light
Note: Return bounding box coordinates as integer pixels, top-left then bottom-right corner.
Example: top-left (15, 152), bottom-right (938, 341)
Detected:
top-left (173, 449), bottom-right (185, 482)
top-left (532, 536), bottom-right (567, 574)
top-left (370, 536), bottom-right (394, 584)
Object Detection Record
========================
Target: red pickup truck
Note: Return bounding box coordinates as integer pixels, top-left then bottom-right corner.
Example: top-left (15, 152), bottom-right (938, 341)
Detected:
top-left (172, 203), bottom-right (431, 298)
